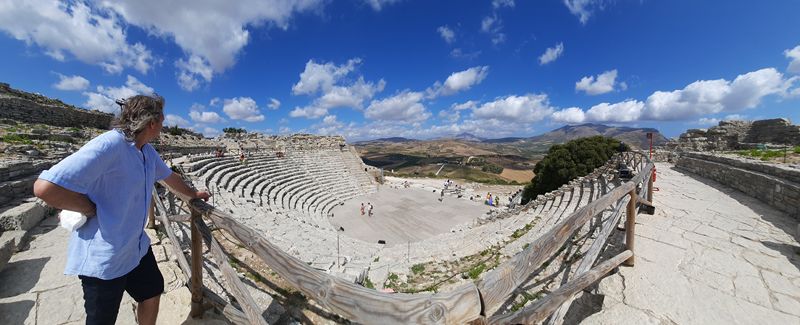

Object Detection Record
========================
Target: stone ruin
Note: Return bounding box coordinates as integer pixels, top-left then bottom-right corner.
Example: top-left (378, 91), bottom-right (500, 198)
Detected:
top-left (671, 118), bottom-right (800, 152)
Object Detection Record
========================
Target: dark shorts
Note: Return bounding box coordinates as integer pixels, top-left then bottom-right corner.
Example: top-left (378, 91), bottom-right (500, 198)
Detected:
top-left (79, 247), bottom-right (164, 325)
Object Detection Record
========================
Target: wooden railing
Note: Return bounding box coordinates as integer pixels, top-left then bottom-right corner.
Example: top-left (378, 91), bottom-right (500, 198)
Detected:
top-left (150, 151), bottom-right (655, 324)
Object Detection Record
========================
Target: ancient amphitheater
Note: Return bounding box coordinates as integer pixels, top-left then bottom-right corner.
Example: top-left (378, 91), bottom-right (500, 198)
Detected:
top-left (0, 84), bottom-right (799, 324)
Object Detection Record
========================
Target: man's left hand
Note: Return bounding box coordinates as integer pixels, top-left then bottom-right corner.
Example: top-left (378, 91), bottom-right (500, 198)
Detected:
top-left (195, 191), bottom-right (212, 202)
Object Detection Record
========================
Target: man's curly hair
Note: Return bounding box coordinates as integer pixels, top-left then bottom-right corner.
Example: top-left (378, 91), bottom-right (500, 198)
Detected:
top-left (111, 94), bottom-right (164, 141)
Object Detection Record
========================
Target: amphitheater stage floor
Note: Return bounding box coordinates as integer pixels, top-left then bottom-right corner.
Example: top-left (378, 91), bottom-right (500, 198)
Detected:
top-left (329, 186), bottom-right (492, 247)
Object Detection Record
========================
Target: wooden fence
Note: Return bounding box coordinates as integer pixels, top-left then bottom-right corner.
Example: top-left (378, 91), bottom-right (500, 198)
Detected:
top-left (149, 151), bottom-right (655, 324)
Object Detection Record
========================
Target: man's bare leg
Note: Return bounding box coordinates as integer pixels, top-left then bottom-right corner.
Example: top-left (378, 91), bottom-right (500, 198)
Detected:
top-left (137, 295), bottom-right (160, 325)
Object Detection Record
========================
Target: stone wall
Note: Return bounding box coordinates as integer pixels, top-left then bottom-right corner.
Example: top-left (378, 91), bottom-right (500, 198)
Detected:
top-left (676, 152), bottom-right (800, 219)
top-left (673, 118), bottom-right (800, 151)
top-left (0, 83), bottom-right (112, 129)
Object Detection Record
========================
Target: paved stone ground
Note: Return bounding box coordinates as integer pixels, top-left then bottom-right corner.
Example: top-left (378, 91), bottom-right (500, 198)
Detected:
top-left (330, 181), bottom-right (492, 247)
top-left (0, 215), bottom-right (228, 325)
top-left (583, 163), bottom-right (800, 324)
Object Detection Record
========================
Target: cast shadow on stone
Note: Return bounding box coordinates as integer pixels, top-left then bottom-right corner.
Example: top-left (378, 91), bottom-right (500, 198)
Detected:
top-left (669, 166), bottom-right (799, 240)
top-left (0, 256), bottom-right (49, 298)
top-left (761, 241), bottom-right (800, 273)
top-left (0, 299), bottom-right (35, 324)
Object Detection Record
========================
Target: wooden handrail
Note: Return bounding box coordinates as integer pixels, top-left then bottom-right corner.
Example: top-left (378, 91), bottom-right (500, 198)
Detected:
top-left (489, 250), bottom-right (633, 324)
top-left (156, 152), bottom-right (655, 324)
top-left (194, 216), bottom-right (268, 324)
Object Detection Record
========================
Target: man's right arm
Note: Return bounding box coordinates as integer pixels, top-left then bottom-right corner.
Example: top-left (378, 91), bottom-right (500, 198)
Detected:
top-left (33, 179), bottom-right (97, 217)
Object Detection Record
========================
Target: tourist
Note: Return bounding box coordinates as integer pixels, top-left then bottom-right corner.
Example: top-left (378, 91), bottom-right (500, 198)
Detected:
top-left (33, 94), bottom-right (211, 325)
top-left (360, 202), bottom-right (365, 216)
top-left (368, 202), bottom-right (374, 217)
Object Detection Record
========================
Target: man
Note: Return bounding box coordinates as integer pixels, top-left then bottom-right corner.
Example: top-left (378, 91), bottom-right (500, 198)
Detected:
top-left (33, 94), bottom-right (210, 325)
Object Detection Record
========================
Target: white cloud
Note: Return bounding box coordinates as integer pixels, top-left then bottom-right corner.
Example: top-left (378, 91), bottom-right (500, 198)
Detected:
top-left (289, 106), bottom-right (328, 119)
top-left (643, 68), bottom-right (792, 120)
top-left (292, 58), bottom-right (362, 95)
top-left (492, 0), bottom-right (515, 9)
top-left (552, 107), bottom-right (586, 124)
top-left (83, 75), bottom-right (154, 114)
top-left (0, 1), bottom-right (154, 74)
top-left (165, 114), bottom-right (190, 128)
top-left (428, 66), bottom-right (490, 97)
top-left (563, 0), bottom-right (605, 24)
top-left (481, 15), bottom-right (506, 45)
top-left (585, 100), bottom-right (644, 122)
top-left (223, 97), bottom-right (264, 122)
top-left (575, 69), bottom-right (621, 95)
top-left (786, 45), bottom-right (800, 74)
top-left (363, 0), bottom-right (401, 11)
top-left (267, 98), bottom-right (281, 110)
top-left (452, 100), bottom-right (479, 111)
top-left (291, 59), bottom-right (385, 119)
top-left (696, 117), bottom-right (720, 126)
top-left (450, 48), bottom-right (481, 60)
top-left (438, 109), bottom-right (460, 123)
top-left (176, 55), bottom-right (213, 91)
top-left (189, 109), bottom-right (224, 124)
top-left (96, 0), bottom-right (326, 88)
top-left (209, 97), bottom-right (221, 106)
top-left (472, 94), bottom-right (555, 123)
top-left (202, 127), bottom-right (221, 138)
top-left (365, 91), bottom-right (431, 122)
top-left (53, 74), bottom-right (89, 91)
top-left (437, 26), bottom-right (455, 44)
top-left (539, 42), bottom-right (564, 65)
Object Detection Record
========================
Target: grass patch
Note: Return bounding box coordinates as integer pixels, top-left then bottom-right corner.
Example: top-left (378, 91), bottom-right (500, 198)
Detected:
top-left (467, 262), bottom-right (487, 279)
top-left (0, 134), bottom-right (32, 144)
top-left (510, 291), bottom-right (545, 312)
top-left (511, 223), bottom-right (533, 239)
top-left (362, 276), bottom-right (375, 289)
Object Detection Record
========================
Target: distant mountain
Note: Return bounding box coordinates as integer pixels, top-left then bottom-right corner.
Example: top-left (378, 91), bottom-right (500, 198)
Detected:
top-left (452, 132), bottom-right (485, 142)
top-left (353, 137), bottom-right (417, 144)
top-left (482, 137), bottom-right (525, 143)
top-left (526, 123), bottom-right (668, 149)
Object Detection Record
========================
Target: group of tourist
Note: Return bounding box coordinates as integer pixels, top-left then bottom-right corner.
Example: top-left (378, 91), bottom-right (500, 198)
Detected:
top-left (484, 192), bottom-right (501, 207)
top-left (360, 202), bottom-right (374, 217)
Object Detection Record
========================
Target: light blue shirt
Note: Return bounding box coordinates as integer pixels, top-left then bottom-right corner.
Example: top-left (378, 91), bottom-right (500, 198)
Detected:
top-left (39, 130), bottom-right (172, 280)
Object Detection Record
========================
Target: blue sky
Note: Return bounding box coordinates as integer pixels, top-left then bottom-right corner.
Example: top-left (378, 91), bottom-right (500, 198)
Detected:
top-left (0, 0), bottom-right (799, 141)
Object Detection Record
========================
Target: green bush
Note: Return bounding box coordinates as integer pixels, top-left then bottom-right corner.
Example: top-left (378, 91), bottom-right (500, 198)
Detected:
top-left (223, 127), bottom-right (247, 134)
top-left (411, 263), bottom-right (425, 274)
top-left (480, 163), bottom-right (504, 174)
top-left (521, 136), bottom-right (626, 204)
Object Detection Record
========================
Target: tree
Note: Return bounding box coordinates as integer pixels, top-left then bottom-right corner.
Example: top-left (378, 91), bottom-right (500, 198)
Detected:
top-left (521, 136), bottom-right (627, 204)
top-left (222, 127), bottom-right (247, 134)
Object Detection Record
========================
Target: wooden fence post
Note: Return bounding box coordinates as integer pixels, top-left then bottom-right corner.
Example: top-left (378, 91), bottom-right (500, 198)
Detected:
top-left (190, 208), bottom-right (204, 318)
top-left (647, 170), bottom-right (654, 204)
top-left (624, 189), bottom-right (637, 266)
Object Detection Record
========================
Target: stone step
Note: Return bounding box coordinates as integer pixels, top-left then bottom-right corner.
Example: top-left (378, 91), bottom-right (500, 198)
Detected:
top-left (0, 174), bottom-right (38, 206)
top-left (0, 234), bottom-right (15, 273)
top-left (0, 200), bottom-right (52, 232)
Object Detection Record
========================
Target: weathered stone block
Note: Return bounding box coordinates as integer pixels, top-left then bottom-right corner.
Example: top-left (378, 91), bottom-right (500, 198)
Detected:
top-left (0, 201), bottom-right (48, 231)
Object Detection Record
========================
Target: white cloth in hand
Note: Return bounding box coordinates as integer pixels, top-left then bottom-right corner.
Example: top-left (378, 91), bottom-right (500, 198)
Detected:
top-left (59, 210), bottom-right (87, 232)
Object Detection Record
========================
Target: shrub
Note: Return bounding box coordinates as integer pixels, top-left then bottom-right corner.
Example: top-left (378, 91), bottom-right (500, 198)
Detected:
top-left (223, 127), bottom-right (247, 134)
top-left (411, 263), bottom-right (425, 274)
top-left (521, 136), bottom-right (626, 204)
